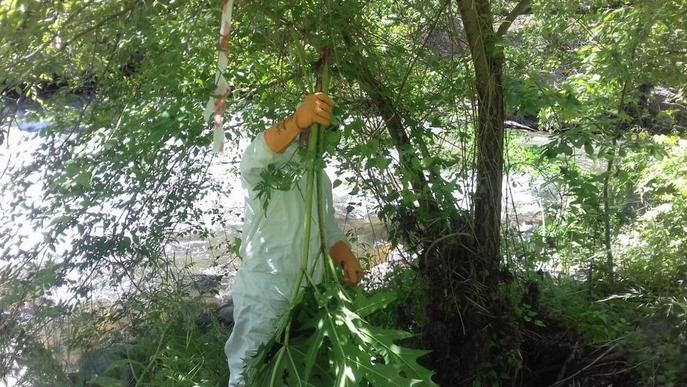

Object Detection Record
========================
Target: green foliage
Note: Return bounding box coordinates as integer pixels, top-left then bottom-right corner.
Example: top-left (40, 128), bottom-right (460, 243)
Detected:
top-left (255, 160), bottom-right (305, 212)
top-left (516, 130), bottom-right (687, 384)
top-left (627, 293), bottom-right (687, 385)
top-left (87, 292), bottom-right (229, 387)
top-left (539, 279), bottom-right (630, 343)
top-left (246, 283), bottom-right (436, 386)
top-left (532, 132), bottom-right (687, 287)
top-left (130, 304), bottom-right (229, 386)
top-left (616, 136), bottom-right (687, 292)
top-left (365, 267), bottom-right (426, 334)
top-left (2, 0), bottom-right (687, 385)
top-left (536, 277), bottom-right (687, 385)
top-left (504, 4), bottom-right (687, 382)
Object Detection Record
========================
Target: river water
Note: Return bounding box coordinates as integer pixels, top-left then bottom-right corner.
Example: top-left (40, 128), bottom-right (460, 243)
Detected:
top-left (1, 112), bottom-right (551, 305)
top-left (1, 110), bottom-right (560, 386)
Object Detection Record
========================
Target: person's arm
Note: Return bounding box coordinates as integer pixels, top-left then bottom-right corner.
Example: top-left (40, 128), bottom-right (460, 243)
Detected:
top-left (329, 241), bottom-right (363, 286)
top-left (240, 92), bottom-right (333, 187)
top-left (322, 177), bottom-right (363, 286)
top-left (263, 92), bottom-right (333, 153)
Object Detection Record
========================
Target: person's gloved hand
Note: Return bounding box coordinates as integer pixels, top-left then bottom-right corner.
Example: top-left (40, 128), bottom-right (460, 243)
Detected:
top-left (264, 92), bottom-right (333, 153)
top-left (293, 92), bottom-right (333, 130)
top-left (329, 241), bottom-right (363, 286)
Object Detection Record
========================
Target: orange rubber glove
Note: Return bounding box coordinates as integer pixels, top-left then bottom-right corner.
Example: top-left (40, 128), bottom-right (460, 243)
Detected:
top-left (264, 92), bottom-right (333, 153)
top-left (329, 241), bottom-right (363, 286)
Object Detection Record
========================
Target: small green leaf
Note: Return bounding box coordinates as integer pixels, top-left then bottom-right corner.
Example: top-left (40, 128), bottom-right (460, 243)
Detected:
top-left (75, 170), bottom-right (92, 186)
top-left (560, 142), bottom-right (573, 156)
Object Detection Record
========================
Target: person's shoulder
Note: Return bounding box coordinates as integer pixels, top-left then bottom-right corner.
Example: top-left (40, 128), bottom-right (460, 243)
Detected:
top-left (241, 133), bottom-right (268, 160)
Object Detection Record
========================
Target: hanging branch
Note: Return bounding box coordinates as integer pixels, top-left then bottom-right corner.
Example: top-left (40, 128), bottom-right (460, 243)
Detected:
top-left (496, 0), bottom-right (531, 37)
top-left (203, 0), bottom-right (235, 154)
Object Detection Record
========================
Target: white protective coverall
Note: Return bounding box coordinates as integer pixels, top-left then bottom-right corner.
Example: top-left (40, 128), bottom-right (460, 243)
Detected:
top-left (224, 133), bottom-right (347, 387)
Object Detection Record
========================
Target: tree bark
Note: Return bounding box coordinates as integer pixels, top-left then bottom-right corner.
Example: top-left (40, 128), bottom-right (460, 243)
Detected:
top-left (342, 0), bottom-right (524, 382)
top-left (457, 0), bottom-right (505, 263)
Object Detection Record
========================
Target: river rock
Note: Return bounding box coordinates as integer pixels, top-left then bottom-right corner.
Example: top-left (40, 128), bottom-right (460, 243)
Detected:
top-left (196, 299), bottom-right (234, 329)
top-left (77, 344), bottom-right (135, 386)
top-left (182, 274), bottom-right (224, 297)
top-left (217, 302), bottom-right (234, 327)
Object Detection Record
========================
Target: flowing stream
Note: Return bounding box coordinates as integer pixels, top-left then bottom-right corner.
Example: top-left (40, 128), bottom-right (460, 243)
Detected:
top-left (1, 109), bottom-right (563, 386)
top-left (1, 111), bottom-right (552, 305)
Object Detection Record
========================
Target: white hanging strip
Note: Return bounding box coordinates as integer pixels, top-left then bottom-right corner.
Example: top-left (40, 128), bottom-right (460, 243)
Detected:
top-left (204, 0), bottom-right (234, 154)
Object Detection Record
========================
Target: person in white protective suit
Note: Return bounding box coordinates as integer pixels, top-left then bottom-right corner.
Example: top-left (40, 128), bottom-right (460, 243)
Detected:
top-left (224, 92), bottom-right (364, 387)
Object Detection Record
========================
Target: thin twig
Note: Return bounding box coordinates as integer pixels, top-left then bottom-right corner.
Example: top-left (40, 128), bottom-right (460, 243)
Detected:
top-left (555, 340), bottom-right (579, 383)
top-left (496, 0), bottom-right (531, 37)
top-left (548, 343), bottom-right (619, 387)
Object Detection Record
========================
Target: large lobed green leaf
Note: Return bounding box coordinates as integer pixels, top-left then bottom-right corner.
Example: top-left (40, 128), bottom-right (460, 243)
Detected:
top-left (245, 284), bottom-right (436, 386)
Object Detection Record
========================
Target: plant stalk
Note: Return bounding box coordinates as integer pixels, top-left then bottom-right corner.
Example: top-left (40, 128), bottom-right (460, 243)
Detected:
top-left (269, 49), bottom-right (331, 387)
top-left (290, 49), bottom-right (331, 301)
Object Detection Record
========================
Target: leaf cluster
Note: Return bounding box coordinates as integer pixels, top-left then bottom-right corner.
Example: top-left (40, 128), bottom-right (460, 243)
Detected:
top-left (246, 283), bottom-right (436, 386)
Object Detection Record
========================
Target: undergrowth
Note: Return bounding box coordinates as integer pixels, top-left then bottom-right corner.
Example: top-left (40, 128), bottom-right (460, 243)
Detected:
top-left (71, 293), bottom-right (229, 387)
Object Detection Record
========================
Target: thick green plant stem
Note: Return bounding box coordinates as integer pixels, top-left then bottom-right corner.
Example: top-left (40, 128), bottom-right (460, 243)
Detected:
top-left (314, 64), bottom-right (340, 283)
top-left (290, 54), bottom-right (330, 301)
top-left (289, 122), bottom-right (321, 300)
top-left (269, 52), bottom-right (331, 387)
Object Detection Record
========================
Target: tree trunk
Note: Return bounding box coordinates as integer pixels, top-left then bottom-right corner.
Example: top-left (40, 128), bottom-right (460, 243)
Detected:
top-left (457, 0), bottom-right (505, 261)
top-left (342, 0), bottom-right (524, 382)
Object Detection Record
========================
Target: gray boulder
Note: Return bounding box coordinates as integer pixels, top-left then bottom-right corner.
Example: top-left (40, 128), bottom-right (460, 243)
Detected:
top-left (77, 345), bottom-right (135, 387)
